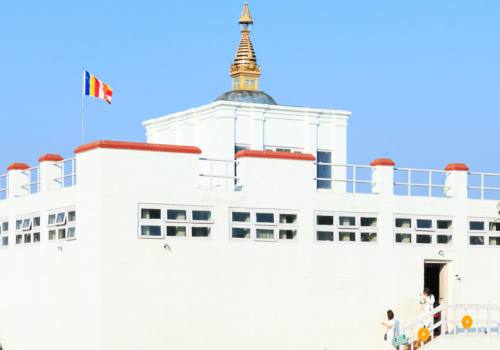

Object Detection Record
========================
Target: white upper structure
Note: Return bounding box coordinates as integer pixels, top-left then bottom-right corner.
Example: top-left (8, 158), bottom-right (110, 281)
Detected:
top-left (1, 4), bottom-right (500, 350)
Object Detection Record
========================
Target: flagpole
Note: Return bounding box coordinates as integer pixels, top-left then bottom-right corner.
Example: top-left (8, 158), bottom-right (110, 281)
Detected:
top-left (81, 69), bottom-right (85, 144)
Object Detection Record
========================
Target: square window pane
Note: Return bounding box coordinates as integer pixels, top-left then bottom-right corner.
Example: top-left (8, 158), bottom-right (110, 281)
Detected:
top-left (395, 218), bottom-right (411, 228)
top-left (56, 213), bottom-right (66, 225)
top-left (469, 221), bottom-right (484, 231)
top-left (416, 219), bottom-right (433, 230)
top-left (339, 216), bottom-right (356, 227)
top-left (141, 208), bottom-right (161, 220)
top-left (256, 213), bottom-right (274, 224)
top-left (22, 219), bottom-right (31, 230)
top-left (192, 227), bottom-right (210, 237)
top-left (16, 235), bottom-right (22, 244)
top-left (489, 222), bottom-right (500, 232)
top-left (416, 234), bottom-right (432, 244)
top-left (317, 231), bottom-right (334, 241)
top-left (141, 225), bottom-right (161, 237)
top-left (33, 217), bottom-right (40, 227)
top-left (167, 210), bottom-right (186, 221)
top-left (279, 230), bottom-right (297, 240)
top-left (396, 233), bottom-right (412, 243)
top-left (361, 232), bottom-right (377, 242)
top-left (49, 230), bottom-right (57, 240)
top-left (67, 227), bottom-right (76, 238)
top-left (16, 220), bottom-right (22, 230)
top-left (437, 220), bottom-right (452, 230)
top-left (1, 237), bottom-right (8, 246)
top-left (2, 222), bottom-right (8, 231)
top-left (48, 214), bottom-right (56, 226)
top-left (24, 233), bottom-right (31, 243)
top-left (232, 212), bottom-right (251, 223)
top-left (361, 217), bottom-right (377, 227)
top-left (58, 229), bottom-right (66, 240)
top-left (317, 179), bottom-right (332, 189)
top-left (33, 232), bottom-right (40, 242)
top-left (166, 226), bottom-right (186, 237)
top-left (256, 229), bottom-right (274, 240)
top-left (68, 211), bottom-right (76, 222)
top-left (317, 151), bottom-right (331, 163)
top-left (339, 231), bottom-right (356, 242)
top-left (192, 210), bottom-right (211, 221)
top-left (279, 214), bottom-right (297, 224)
top-left (489, 237), bottom-right (500, 246)
top-left (316, 215), bottom-right (334, 226)
top-left (469, 236), bottom-right (484, 245)
top-left (232, 227), bottom-right (250, 239)
top-left (437, 235), bottom-right (452, 244)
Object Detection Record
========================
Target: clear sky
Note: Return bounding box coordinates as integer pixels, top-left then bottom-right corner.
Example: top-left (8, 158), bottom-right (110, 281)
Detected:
top-left (0, 0), bottom-right (499, 172)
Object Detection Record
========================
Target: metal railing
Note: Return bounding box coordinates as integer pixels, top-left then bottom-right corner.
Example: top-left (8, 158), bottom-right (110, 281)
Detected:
top-left (402, 304), bottom-right (500, 349)
top-left (22, 166), bottom-right (40, 194)
top-left (315, 163), bottom-right (373, 193)
top-left (0, 173), bottom-right (7, 200)
top-left (468, 172), bottom-right (500, 200)
top-left (55, 158), bottom-right (77, 188)
top-left (199, 157), bottom-right (239, 191)
top-left (394, 167), bottom-right (446, 197)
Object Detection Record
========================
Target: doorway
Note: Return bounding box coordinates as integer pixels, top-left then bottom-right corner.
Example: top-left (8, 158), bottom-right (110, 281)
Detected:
top-left (424, 261), bottom-right (449, 335)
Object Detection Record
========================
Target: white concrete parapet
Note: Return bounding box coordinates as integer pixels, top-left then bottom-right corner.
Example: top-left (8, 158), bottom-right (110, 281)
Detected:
top-left (236, 150), bottom-right (316, 194)
top-left (444, 163), bottom-right (469, 199)
top-left (6, 162), bottom-right (30, 198)
top-left (371, 158), bottom-right (395, 195)
top-left (38, 154), bottom-right (64, 192)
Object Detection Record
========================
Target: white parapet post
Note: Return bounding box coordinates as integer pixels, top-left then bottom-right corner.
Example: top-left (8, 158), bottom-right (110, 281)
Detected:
top-left (39, 154), bottom-right (64, 192)
top-left (371, 158), bottom-right (395, 195)
top-left (7, 162), bottom-right (30, 198)
top-left (444, 163), bottom-right (469, 199)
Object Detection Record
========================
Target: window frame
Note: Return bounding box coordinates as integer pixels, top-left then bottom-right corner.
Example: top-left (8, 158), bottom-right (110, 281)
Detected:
top-left (468, 218), bottom-right (500, 247)
top-left (314, 211), bottom-right (378, 244)
top-left (48, 207), bottom-right (76, 242)
top-left (394, 215), bottom-right (454, 246)
top-left (15, 213), bottom-right (41, 246)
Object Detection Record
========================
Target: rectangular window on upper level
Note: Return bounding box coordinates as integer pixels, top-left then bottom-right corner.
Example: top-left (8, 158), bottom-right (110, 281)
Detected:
top-left (138, 205), bottom-right (214, 239)
top-left (315, 212), bottom-right (378, 243)
top-left (230, 208), bottom-right (298, 242)
top-left (316, 150), bottom-right (332, 189)
top-left (468, 218), bottom-right (500, 246)
top-left (0, 220), bottom-right (8, 247)
top-left (15, 214), bottom-right (40, 245)
top-left (48, 208), bottom-right (76, 241)
top-left (394, 216), bottom-right (453, 246)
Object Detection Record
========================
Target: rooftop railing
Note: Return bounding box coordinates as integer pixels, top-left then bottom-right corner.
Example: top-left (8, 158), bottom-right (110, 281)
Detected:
top-left (315, 163), bottom-right (374, 193)
top-left (54, 158), bottom-right (76, 188)
top-left (199, 157), bottom-right (239, 191)
top-left (468, 172), bottom-right (500, 200)
top-left (394, 167), bottom-right (447, 197)
top-left (0, 173), bottom-right (7, 200)
top-left (22, 166), bottom-right (40, 194)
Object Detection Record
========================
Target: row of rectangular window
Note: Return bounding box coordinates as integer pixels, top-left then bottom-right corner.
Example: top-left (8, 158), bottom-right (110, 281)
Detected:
top-left (0, 209), bottom-right (76, 247)
top-left (469, 218), bottom-right (500, 246)
top-left (230, 209), bottom-right (298, 241)
top-left (139, 206), bottom-right (213, 238)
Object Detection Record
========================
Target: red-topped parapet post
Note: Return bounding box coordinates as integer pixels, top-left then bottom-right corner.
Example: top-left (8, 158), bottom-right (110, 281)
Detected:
top-left (39, 154), bottom-right (64, 192)
top-left (7, 162), bottom-right (30, 198)
top-left (444, 163), bottom-right (469, 199)
top-left (371, 158), bottom-right (395, 195)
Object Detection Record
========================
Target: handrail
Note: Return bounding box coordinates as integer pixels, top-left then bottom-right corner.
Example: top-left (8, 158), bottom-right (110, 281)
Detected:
top-left (315, 162), bottom-right (373, 193)
top-left (394, 167), bottom-right (446, 197)
top-left (401, 304), bottom-right (500, 349)
top-left (468, 172), bottom-right (500, 200)
top-left (22, 166), bottom-right (40, 194)
top-left (54, 158), bottom-right (77, 188)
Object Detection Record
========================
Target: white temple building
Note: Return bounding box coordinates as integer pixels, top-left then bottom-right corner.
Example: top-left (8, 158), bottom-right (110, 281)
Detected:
top-left (1, 4), bottom-right (500, 350)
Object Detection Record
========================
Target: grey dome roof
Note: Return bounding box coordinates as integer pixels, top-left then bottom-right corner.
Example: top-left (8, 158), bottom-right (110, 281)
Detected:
top-left (216, 90), bottom-right (277, 105)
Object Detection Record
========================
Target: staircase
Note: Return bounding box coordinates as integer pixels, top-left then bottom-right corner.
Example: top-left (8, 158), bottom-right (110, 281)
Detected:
top-left (400, 304), bottom-right (500, 349)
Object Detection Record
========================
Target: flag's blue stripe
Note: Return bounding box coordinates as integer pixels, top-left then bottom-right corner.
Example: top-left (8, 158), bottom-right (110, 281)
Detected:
top-left (84, 71), bottom-right (90, 96)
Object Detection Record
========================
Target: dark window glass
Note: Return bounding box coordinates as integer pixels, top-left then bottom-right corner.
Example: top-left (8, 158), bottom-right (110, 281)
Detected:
top-left (416, 219), bottom-right (433, 229)
top-left (232, 212), bottom-right (250, 223)
top-left (437, 220), bottom-right (452, 230)
top-left (192, 210), bottom-right (211, 221)
top-left (279, 230), bottom-right (297, 240)
top-left (192, 227), bottom-right (210, 237)
top-left (361, 232), bottom-right (377, 242)
top-left (256, 213), bottom-right (274, 223)
top-left (416, 234), bottom-right (432, 244)
top-left (470, 236), bottom-right (484, 245)
top-left (437, 235), bottom-right (452, 244)
top-left (317, 215), bottom-right (334, 226)
top-left (395, 219), bottom-right (411, 228)
top-left (141, 209), bottom-right (161, 220)
top-left (317, 151), bottom-right (332, 189)
top-left (232, 228), bottom-right (250, 239)
top-left (141, 225), bottom-right (161, 237)
top-left (317, 231), bottom-right (334, 241)
top-left (469, 221), bottom-right (484, 231)
top-left (395, 233), bottom-right (412, 243)
top-left (339, 232), bottom-right (356, 242)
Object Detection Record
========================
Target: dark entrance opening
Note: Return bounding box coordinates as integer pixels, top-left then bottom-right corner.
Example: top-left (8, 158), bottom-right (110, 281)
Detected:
top-left (424, 262), bottom-right (448, 336)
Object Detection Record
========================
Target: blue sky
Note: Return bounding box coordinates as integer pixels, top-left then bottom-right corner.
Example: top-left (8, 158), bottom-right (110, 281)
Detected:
top-left (0, 0), bottom-right (499, 172)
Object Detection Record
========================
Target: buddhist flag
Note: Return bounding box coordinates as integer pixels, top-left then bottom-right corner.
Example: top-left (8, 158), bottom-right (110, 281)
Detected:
top-left (84, 70), bottom-right (113, 104)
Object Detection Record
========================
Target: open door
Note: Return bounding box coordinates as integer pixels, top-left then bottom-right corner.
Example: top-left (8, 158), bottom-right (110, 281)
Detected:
top-left (424, 261), bottom-right (449, 336)
top-left (439, 263), bottom-right (449, 306)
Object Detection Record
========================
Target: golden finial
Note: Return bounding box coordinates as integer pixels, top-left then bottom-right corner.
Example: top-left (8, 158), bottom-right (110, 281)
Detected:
top-left (239, 3), bottom-right (253, 25)
top-left (230, 3), bottom-right (260, 91)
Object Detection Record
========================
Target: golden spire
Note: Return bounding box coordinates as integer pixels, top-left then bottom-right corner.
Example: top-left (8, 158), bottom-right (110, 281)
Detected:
top-left (230, 3), bottom-right (261, 91)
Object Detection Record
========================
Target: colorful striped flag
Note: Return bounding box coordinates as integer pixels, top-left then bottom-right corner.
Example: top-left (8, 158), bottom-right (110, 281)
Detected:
top-left (84, 70), bottom-right (113, 104)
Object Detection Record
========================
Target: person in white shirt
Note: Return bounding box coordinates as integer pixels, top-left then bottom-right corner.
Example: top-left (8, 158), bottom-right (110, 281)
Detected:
top-left (381, 309), bottom-right (399, 350)
top-left (420, 287), bottom-right (435, 328)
